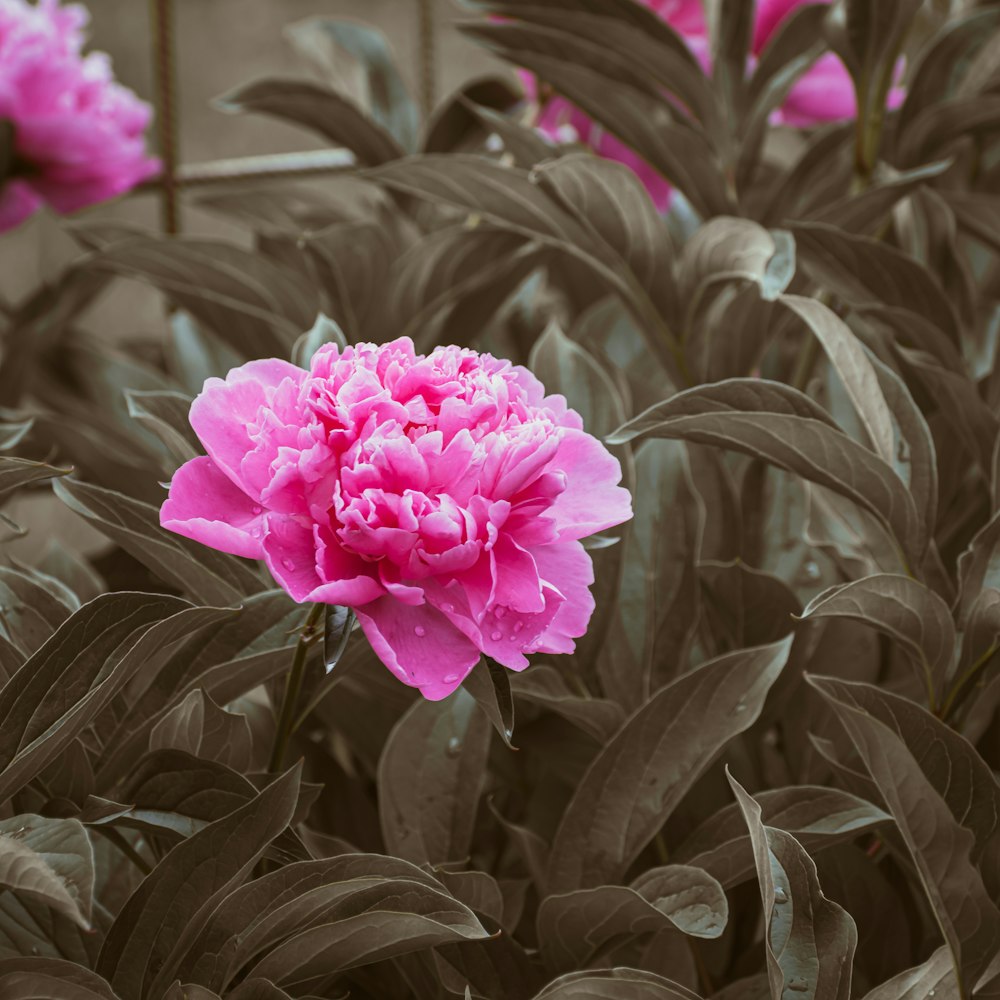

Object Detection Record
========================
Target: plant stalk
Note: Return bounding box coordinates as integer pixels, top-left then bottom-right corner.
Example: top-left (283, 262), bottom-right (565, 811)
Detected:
top-left (268, 603), bottom-right (325, 773)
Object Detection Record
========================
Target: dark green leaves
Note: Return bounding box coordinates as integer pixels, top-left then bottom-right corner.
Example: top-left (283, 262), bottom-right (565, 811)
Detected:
top-left (729, 772), bottom-right (857, 1000)
top-left (378, 687), bottom-right (491, 865)
top-left (98, 765), bottom-right (302, 1000)
top-left (0, 816), bottom-right (94, 930)
top-left (547, 637), bottom-right (791, 892)
top-left (609, 379), bottom-right (925, 564)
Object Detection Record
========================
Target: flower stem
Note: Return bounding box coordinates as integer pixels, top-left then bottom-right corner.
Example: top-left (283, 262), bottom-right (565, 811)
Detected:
top-left (268, 603), bottom-right (324, 773)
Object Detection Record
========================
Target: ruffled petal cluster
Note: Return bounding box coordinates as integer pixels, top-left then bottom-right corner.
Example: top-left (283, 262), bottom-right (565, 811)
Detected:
top-left (161, 340), bottom-right (633, 700)
top-left (0, 0), bottom-right (159, 231)
top-left (523, 0), bottom-right (903, 210)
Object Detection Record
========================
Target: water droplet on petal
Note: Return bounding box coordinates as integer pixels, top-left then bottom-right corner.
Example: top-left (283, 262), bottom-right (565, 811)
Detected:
top-left (414, 625), bottom-right (426, 637)
top-left (442, 602), bottom-right (454, 613)
top-left (443, 672), bottom-right (459, 683)
top-left (513, 622), bottom-right (524, 633)
top-left (281, 558), bottom-right (295, 571)
top-left (494, 606), bottom-right (506, 619)
top-left (445, 736), bottom-right (462, 757)
top-left (251, 505), bottom-right (263, 515)
top-left (490, 630), bottom-right (502, 641)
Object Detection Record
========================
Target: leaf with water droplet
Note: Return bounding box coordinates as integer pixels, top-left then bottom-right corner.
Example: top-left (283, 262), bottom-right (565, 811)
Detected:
top-left (378, 687), bottom-right (490, 865)
top-left (728, 770), bottom-right (857, 1000)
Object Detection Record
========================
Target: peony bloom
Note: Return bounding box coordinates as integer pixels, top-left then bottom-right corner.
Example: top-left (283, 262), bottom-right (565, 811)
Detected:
top-left (523, 0), bottom-right (899, 208)
top-left (0, 0), bottom-right (159, 232)
top-left (160, 339), bottom-right (633, 700)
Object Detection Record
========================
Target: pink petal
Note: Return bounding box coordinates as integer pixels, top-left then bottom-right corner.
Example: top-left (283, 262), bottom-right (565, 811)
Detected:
top-left (355, 597), bottom-right (481, 700)
top-left (532, 540), bottom-right (596, 655)
top-left (159, 456), bottom-right (265, 559)
top-left (310, 526), bottom-right (384, 607)
top-left (491, 535), bottom-right (545, 614)
top-left (261, 514), bottom-right (323, 601)
top-left (189, 359), bottom-right (306, 498)
top-left (477, 584), bottom-right (565, 670)
top-left (548, 429), bottom-right (633, 541)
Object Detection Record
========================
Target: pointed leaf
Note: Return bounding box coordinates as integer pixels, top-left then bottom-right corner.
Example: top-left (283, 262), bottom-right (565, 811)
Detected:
top-left (378, 687), bottom-right (491, 865)
top-left (0, 816), bottom-right (94, 930)
top-left (547, 637), bottom-right (791, 893)
top-left (809, 677), bottom-right (1000, 990)
top-left (728, 772), bottom-right (857, 1000)
top-left (97, 765), bottom-right (302, 1000)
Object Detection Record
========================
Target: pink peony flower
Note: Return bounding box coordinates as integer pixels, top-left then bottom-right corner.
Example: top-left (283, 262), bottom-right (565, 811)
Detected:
top-left (160, 339), bottom-right (633, 700)
top-left (0, 0), bottom-right (159, 232)
top-left (522, 0), bottom-right (900, 208)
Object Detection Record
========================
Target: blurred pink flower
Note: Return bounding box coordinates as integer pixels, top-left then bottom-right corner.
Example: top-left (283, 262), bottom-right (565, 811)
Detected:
top-left (0, 0), bottom-right (159, 232)
top-left (523, 0), bottom-right (897, 208)
top-left (161, 339), bottom-right (633, 700)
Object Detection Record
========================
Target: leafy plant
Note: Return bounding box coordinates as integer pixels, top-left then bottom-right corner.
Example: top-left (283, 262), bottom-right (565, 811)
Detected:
top-left (0, 0), bottom-right (999, 997)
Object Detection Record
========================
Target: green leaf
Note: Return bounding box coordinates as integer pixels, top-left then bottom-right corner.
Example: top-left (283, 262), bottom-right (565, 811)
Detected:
top-left (537, 865), bottom-right (727, 973)
top-left (53, 477), bottom-right (263, 606)
top-left (598, 438), bottom-right (701, 708)
top-left (858, 945), bottom-right (958, 1000)
top-left (125, 390), bottom-right (200, 469)
top-left (88, 236), bottom-right (318, 359)
top-left (608, 379), bottom-right (924, 565)
top-left (378, 687), bottom-right (491, 865)
top-left (531, 154), bottom-right (676, 320)
top-left (788, 222), bottom-right (960, 348)
top-left (148, 688), bottom-right (253, 771)
top-left (0, 816), bottom-right (94, 930)
top-left (0, 454), bottom-right (70, 500)
top-left (510, 665), bottom-right (624, 743)
top-left (177, 854), bottom-right (485, 992)
top-left (0, 959), bottom-right (119, 1000)
top-left (97, 764), bottom-right (302, 1000)
top-left (462, 658), bottom-right (516, 749)
top-left (216, 78), bottom-right (404, 164)
top-left (0, 594), bottom-right (224, 803)
top-left (546, 636), bottom-right (791, 893)
top-left (728, 771), bottom-right (857, 1000)
top-left (809, 677), bottom-right (1000, 991)
top-left (528, 319), bottom-right (629, 439)
top-left (800, 575), bottom-right (955, 706)
top-left (284, 17), bottom-right (420, 151)
top-left (530, 967), bottom-right (703, 999)
top-left (674, 786), bottom-right (890, 889)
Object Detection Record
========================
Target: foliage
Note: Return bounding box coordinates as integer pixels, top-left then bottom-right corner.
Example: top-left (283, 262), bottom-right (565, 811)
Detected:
top-left (0, 0), bottom-right (999, 997)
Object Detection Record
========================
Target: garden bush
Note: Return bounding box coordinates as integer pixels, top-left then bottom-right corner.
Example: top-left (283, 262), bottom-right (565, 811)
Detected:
top-left (0, 0), bottom-right (999, 997)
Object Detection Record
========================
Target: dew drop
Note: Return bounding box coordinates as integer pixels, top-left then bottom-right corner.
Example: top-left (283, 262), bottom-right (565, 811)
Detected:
top-left (443, 672), bottom-right (459, 683)
top-left (494, 606), bottom-right (507, 619)
top-left (414, 625), bottom-right (426, 637)
top-left (251, 505), bottom-right (263, 515)
top-left (773, 886), bottom-right (788, 903)
top-left (786, 978), bottom-right (809, 994)
top-left (442, 602), bottom-right (454, 613)
top-left (281, 558), bottom-right (295, 571)
top-left (802, 559), bottom-right (820, 581)
top-left (445, 736), bottom-right (462, 757)
top-left (490, 630), bottom-right (503, 641)
top-left (734, 701), bottom-right (747, 714)
top-left (513, 621), bottom-right (524, 633)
